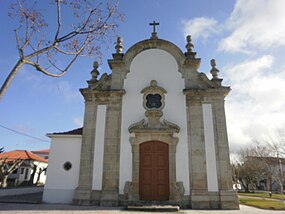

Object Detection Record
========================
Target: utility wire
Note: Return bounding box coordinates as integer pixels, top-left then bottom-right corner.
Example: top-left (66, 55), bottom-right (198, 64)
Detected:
top-left (0, 124), bottom-right (49, 143)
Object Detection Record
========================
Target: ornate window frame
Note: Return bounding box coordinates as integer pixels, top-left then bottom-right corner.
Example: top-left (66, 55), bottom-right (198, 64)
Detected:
top-left (141, 80), bottom-right (167, 111)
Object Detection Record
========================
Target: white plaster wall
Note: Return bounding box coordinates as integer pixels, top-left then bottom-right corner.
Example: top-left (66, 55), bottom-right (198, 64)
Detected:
top-left (119, 49), bottom-right (190, 195)
top-left (92, 105), bottom-right (106, 190)
top-left (43, 135), bottom-right (82, 204)
top-left (202, 104), bottom-right (219, 192)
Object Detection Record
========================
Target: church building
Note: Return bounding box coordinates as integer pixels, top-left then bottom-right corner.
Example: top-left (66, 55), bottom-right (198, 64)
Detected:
top-left (43, 23), bottom-right (239, 209)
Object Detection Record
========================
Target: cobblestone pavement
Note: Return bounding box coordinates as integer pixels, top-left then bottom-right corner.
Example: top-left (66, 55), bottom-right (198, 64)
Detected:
top-left (0, 203), bottom-right (284, 214)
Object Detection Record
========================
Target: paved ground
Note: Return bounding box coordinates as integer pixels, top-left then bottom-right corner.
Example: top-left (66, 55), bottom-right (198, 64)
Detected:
top-left (0, 203), bottom-right (284, 214)
top-left (0, 193), bottom-right (284, 214)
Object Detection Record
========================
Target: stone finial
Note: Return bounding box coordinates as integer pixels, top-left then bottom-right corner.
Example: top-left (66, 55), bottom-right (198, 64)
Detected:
top-left (90, 61), bottom-right (100, 81)
top-left (185, 35), bottom-right (194, 53)
top-left (150, 80), bottom-right (157, 87)
top-left (210, 59), bottom-right (219, 79)
top-left (185, 35), bottom-right (197, 59)
top-left (115, 36), bottom-right (123, 54)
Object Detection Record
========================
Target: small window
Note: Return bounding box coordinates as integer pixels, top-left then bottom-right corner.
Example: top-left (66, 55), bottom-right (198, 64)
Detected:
top-left (21, 168), bottom-right (25, 174)
top-left (63, 162), bottom-right (72, 171)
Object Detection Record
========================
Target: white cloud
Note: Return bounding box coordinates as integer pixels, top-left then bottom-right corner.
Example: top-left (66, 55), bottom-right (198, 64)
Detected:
top-left (219, 0), bottom-right (285, 53)
top-left (56, 81), bottom-right (81, 103)
top-left (183, 17), bottom-right (220, 40)
top-left (225, 55), bottom-right (274, 87)
top-left (19, 69), bottom-right (81, 103)
top-left (73, 117), bottom-right (83, 127)
top-left (14, 123), bottom-right (35, 134)
top-left (224, 55), bottom-right (285, 152)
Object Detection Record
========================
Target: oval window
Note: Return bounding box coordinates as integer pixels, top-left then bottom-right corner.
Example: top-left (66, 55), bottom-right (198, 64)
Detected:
top-left (63, 161), bottom-right (72, 171)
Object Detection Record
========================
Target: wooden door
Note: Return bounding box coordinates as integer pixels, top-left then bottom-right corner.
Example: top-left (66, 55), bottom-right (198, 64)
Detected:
top-left (139, 141), bottom-right (169, 201)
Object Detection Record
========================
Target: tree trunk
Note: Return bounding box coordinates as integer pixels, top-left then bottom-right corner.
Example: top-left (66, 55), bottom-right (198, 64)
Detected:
top-left (36, 167), bottom-right (47, 185)
top-left (28, 165), bottom-right (37, 185)
top-left (0, 60), bottom-right (24, 100)
top-left (1, 175), bottom-right (8, 188)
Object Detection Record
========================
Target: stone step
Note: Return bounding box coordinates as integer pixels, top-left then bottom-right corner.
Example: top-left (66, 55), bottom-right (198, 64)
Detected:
top-left (127, 205), bottom-right (180, 212)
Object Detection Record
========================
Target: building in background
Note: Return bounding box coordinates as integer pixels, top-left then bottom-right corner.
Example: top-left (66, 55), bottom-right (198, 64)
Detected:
top-left (0, 150), bottom-right (48, 187)
top-left (32, 149), bottom-right (49, 160)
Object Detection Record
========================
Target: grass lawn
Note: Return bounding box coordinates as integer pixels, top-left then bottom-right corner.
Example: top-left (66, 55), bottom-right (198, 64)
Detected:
top-left (239, 197), bottom-right (285, 210)
top-left (239, 192), bottom-right (285, 200)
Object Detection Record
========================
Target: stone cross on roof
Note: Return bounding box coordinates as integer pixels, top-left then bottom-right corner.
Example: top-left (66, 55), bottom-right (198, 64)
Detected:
top-left (149, 21), bottom-right (159, 33)
top-left (149, 21), bottom-right (159, 39)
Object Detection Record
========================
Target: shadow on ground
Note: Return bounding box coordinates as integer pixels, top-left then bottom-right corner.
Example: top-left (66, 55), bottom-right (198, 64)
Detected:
top-left (0, 192), bottom-right (129, 211)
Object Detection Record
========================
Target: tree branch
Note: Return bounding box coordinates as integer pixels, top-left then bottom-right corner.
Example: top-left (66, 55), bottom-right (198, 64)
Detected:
top-left (0, 60), bottom-right (25, 100)
top-left (14, 28), bottom-right (24, 58)
top-left (1, 0), bottom-right (122, 100)
top-left (25, 43), bottom-right (57, 59)
top-left (24, 59), bottom-right (66, 77)
top-left (54, 0), bottom-right (61, 40)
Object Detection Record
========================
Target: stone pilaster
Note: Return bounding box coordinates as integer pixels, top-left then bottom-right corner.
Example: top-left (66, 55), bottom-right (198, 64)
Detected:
top-left (73, 100), bottom-right (97, 205)
top-left (184, 90), bottom-right (209, 209)
top-left (100, 92), bottom-right (124, 206)
top-left (211, 96), bottom-right (239, 209)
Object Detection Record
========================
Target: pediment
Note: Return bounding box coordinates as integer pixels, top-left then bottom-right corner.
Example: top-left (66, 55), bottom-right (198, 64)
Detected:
top-left (88, 73), bottom-right (112, 90)
top-left (128, 118), bottom-right (180, 134)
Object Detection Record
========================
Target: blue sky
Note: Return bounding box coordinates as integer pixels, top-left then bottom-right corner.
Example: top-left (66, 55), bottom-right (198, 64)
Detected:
top-left (1, 0), bottom-right (285, 154)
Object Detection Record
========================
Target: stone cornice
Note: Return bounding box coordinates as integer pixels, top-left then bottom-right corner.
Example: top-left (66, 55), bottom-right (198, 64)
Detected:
top-left (80, 89), bottom-right (125, 101)
top-left (107, 58), bottom-right (125, 70)
top-left (183, 87), bottom-right (230, 98)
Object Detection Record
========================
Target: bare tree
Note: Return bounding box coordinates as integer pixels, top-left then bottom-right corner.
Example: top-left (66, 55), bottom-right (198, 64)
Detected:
top-left (234, 138), bottom-right (285, 193)
top-left (0, 0), bottom-right (122, 100)
top-left (234, 141), bottom-right (271, 192)
top-left (0, 157), bottom-right (24, 188)
top-left (35, 166), bottom-right (47, 185)
top-left (28, 164), bottom-right (37, 185)
top-left (264, 128), bottom-right (285, 157)
top-left (262, 129), bottom-right (285, 193)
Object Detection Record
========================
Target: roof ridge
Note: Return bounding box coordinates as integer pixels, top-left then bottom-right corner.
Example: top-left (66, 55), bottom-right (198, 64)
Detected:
top-left (0, 150), bottom-right (48, 163)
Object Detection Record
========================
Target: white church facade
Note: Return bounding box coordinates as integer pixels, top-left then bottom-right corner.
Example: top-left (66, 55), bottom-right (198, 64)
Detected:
top-left (43, 26), bottom-right (239, 209)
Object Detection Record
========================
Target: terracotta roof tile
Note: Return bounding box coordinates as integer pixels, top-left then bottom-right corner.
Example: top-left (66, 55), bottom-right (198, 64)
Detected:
top-left (31, 149), bottom-right (49, 154)
top-left (0, 150), bottom-right (48, 163)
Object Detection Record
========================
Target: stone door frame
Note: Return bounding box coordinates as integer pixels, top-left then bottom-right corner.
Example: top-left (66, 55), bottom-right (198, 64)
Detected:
top-left (125, 131), bottom-right (184, 201)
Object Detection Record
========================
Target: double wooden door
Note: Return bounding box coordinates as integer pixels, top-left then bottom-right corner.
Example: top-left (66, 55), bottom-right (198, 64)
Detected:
top-left (139, 141), bottom-right (169, 201)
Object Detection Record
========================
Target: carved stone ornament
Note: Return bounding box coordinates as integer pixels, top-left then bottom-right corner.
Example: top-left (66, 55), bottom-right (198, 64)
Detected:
top-left (210, 59), bottom-right (219, 79)
top-left (141, 80), bottom-right (167, 111)
top-left (129, 80), bottom-right (180, 133)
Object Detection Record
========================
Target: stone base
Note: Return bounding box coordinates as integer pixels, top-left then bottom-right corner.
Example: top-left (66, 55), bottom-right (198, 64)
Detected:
top-left (191, 190), bottom-right (210, 209)
top-left (220, 190), bottom-right (239, 210)
top-left (73, 189), bottom-right (239, 209)
top-left (190, 190), bottom-right (239, 210)
top-left (100, 191), bottom-right (119, 206)
top-left (73, 188), bottom-right (92, 205)
top-left (208, 192), bottom-right (220, 209)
